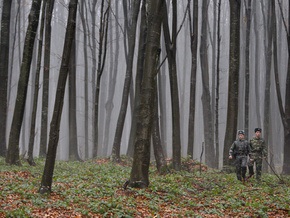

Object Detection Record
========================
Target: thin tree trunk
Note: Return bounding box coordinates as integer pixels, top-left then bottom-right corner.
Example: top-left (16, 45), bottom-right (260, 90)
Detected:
top-left (152, 76), bottom-right (168, 175)
top-left (162, 0), bottom-right (181, 171)
top-left (68, 34), bottom-right (81, 161)
top-left (223, 0), bottom-right (240, 167)
top-left (215, 0), bottom-right (222, 168)
top-left (244, 0), bottom-right (252, 137)
top-left (6, 0), bottom-right (42, 165)
top-left (39, 0), bottom-right (78, 194)
top-left (261, 0), bottom-right (273, 171)
top-left (111, 0), bottom-right (142, 162)
top-left (253, 0), bottom-right (262, 128)
top-left (103, 2), bottom-right (119, 157)
top-left (200, 0), bottom-right (215, 168)
top-left (40, 0), bottom-right (55, 157)
top-left (0, 0), bottom-right (13, 157)
top-left (187, 0), bottom-right (198, 159)
top-left (27, 0), bottom-right (47, 165)
top-left (276, 0), bottom-right (290, 174)
top-left (79, 1), bottom-right (89, 159)
top-left (158, 45), bottom-right (168, 158)
top-left (93, 0), bottom-right (110, 157)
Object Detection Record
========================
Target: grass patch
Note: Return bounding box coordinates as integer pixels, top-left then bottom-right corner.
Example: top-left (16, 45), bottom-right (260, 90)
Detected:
top-left (0, 157), bottom-right (289, 217)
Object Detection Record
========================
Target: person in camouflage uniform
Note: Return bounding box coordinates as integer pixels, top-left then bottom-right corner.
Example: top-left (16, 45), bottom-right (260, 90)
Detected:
top-left (248, 128), bottom-right (267, 181)
top-left (229, 130), bottom-right (251, 182)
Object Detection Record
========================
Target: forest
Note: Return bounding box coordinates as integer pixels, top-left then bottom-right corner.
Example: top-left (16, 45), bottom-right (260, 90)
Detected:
top-left (0, 0), bottom-right (290, 214)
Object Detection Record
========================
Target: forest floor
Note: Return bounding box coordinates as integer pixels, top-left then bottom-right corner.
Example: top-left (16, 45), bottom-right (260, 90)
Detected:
top-left (0, 156), bottom-right (289, 217)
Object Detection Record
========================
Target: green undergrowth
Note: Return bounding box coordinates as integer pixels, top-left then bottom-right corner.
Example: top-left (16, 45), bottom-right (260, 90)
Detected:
top-left (0, 157), bottom-right (289, 217)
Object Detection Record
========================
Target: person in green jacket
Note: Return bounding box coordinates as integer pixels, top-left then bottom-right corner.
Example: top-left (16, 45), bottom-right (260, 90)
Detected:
top-left (248, 128), bottom-right (267, 181)
top-left (229, 130), bottom-right (251, 182)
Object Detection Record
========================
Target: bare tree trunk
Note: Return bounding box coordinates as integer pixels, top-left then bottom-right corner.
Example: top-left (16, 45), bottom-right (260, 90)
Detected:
top-left (261, 0), bottom-right (273, 170)
top-left (276, 0), bottom-right (290, 174)
top-left (8, 1), bottom-right (19, 108)
top-left (200, 0), bottom-right (215, 168)
top-left (0, 0), bottom-right (13, 157)
top-left (223, 0), bottom-right (240, 167)
top-left (93, 0), bottom-right (110, 157)
top-left (6, 0), bottom-right (42, 165)
top-left (187, 0), bottom-right (198, 159)
top-left (68, 34), bottom-right (81, 161)
top-left (284, 2), bottom-right (290, 175)
top-left (158, 40), bottom-right (168, 158)
top-left (27, 0), bottom-right (47, 165)
top-left (39, 0), bottom-right (78, 194)
top-left (215, 0), bottom-right (222, 168)
top-left (88, 0), bottom-right (98, 159)
top-left (103, 2), bottom-right (119, 157)
top-left (162, 0), bottom-right (181, 171)
top-left (127, 0), bottom-right (147, 158)
top-left (79, 1), bottom-right (89, 159)
top-left (40, 0), bottom-right (55, 157)
top-left (152, 76), bottom-right (168, 175)
top-left (128, 0), bottom-right (164, 188)
top-left (253, 0), bottom-right (262, 128)
top-left (111, 0), bottom-right (142, 162)
top-left (244, 0), bottom-right (252, 137)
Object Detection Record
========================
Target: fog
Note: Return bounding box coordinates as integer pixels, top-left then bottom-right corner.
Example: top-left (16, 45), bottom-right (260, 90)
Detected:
top-left (3, 0), bottom-right (288, 171)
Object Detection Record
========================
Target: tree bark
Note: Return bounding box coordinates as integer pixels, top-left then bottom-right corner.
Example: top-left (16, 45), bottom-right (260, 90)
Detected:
top-left (276, 0), bottom-right (290, 174)
top-left (79, 1), bottom-right (89, 159)
top-left (152, 76), bottom-right (168, 175)
top-left (223, 0), bottom-right (240, 167)
top-left (162, 0), bottom-right (181, 171)
top-left (40, 0), bottom-right (55, 157)
top-left (27, 0), bottom-right (47, 166)
top-left (6, 0), bottom-right (42, 165)
top-left (200, 0), bottom-right (215, 168)
top-left (68, 34), bottom-right (81, 161)
top-left (103, 2), bottom-right (119, 157)
top-left (127, 0), bottom-right (147, 158)
top-left (128, 0), bottom-right (164, 188)
top-left (244, 0), bottom-right (252, 137)
top-left (111, 0), bottom-right (142, 162)
top-left (215, 0), bottom-right (222, 168)
top-left (187, 0), bottom-right (198, 159)
top-left (0, 0), bottom-right (13, 157)
top-left (261, 0), bottom-right (273, 170)
top-left (93, 0), bottom-right (110, 157)
top-left (39, 0), bottom-right (78, 194)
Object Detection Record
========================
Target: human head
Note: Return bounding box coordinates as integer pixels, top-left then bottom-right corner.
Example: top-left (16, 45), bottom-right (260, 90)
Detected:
top-left (237, 130), bottom-right (245, 140)
top-left (254, 128), bottom-right (262, 138)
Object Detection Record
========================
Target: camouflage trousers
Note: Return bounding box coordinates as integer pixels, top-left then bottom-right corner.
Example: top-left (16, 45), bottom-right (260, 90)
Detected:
top-left (248, 156), bottom-right (263, 181)
top-left (234, 155), bottom-right (248, 181)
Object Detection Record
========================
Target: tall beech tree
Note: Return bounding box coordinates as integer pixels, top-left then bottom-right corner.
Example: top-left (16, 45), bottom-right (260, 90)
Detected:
top-left (162, 0), bottom-right (181, 171)
top-left (275, 0), bottom-right (290, 174)
top-left (0, 0), bottom-right (13, 157)
top-left (6, 0), bottom-right (42, 165)
top-left (200, 0), bottom-right (215, 168)
top-left (111, 0), bottom-right (142, 162)
top-left (39, 0), bottom-right (56, 157)
top-left (187, 0), bottom-right (198, 159)
top-left (27, 0), bottom-right (48, 166)
top-left (223, 0), bottom-right (241, 167)
top-left (39, 0), bottom-right (78, 194)
top-left (128, 0), bottom-right (164, 188)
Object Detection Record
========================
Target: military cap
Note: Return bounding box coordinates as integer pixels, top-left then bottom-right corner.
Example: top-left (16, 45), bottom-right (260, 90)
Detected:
top-left (255, 128), bottom-right (262, 132)
top-left (237, 130), bottom-right (245, 135)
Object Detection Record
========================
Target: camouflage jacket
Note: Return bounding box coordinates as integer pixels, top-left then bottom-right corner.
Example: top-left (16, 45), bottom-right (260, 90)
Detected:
top-left (249, 137), bottom-right (267, 158)
top-left (229, 139), bottom-right (250, 157)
